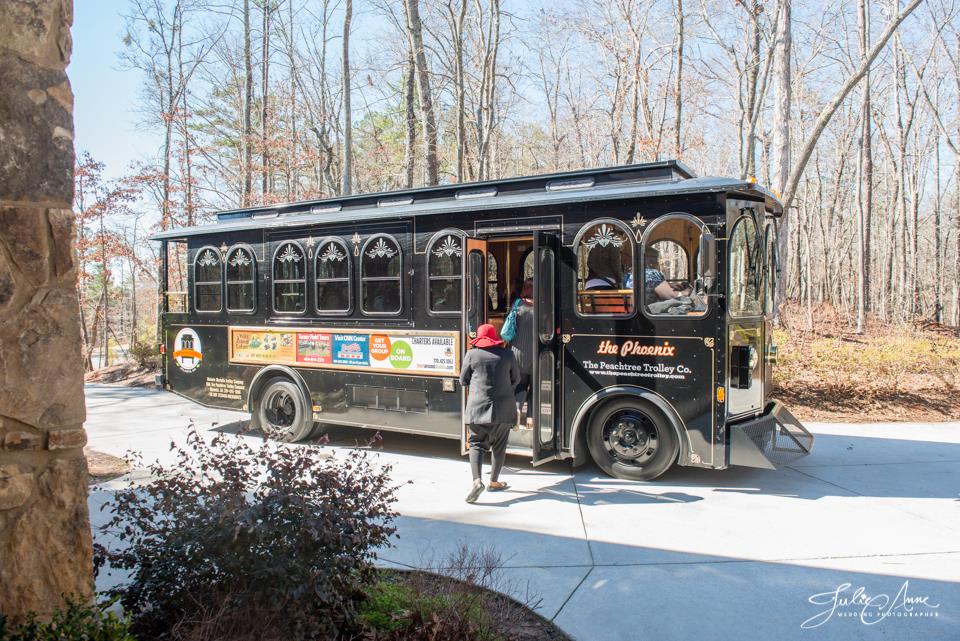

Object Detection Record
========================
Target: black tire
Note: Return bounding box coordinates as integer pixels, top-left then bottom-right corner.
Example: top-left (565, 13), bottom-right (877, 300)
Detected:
top-left (586, 398), bottom-right (678, 481)
top-left (256, 378), bottom-right (314, 442)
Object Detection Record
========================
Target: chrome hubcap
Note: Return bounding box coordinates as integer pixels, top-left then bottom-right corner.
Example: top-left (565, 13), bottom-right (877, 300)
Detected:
top-left (603, 410), bottom-right (658, 463)
top-left (264, 389), bottom-right (296, 431)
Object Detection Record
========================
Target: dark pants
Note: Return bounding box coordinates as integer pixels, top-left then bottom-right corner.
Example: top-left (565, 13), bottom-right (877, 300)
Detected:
top-left (467, 422), bottom-right (511, 482)
top-left (514, 373), bottom-right (532, 416)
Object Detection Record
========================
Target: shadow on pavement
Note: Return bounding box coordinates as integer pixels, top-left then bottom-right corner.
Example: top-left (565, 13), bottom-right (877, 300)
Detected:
top-left (214, 418), bottom-right (960, 502)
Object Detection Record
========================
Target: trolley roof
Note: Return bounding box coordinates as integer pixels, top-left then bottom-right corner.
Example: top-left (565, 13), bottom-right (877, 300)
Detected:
top-left (151, 160), bottom-right (782, 240)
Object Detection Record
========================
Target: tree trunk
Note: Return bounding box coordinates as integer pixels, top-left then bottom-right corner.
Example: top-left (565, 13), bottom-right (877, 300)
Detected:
top-left (743, 1), bottom-right (761, 180)
top-left (100, 214), bottom-right (109, 368)
top-left (243, 0), bottom-right (253, 205)
top-left (934, 131), bottom-right (942, 323)
top-left (262, 0), bottom-right (272, 197)
top-left (177, 22), bottom-right (194, 226)
top-left (341, 0), bottom-right (353, 195)
top-left (955, 157), bottom-right (960, 327)
top-left (162, 26), bottom-right (174, 228)
top-left (673, 0), bottom-right (684, 158)
top-left (855, 0), bottom-right (869, 332)
top-left (129, 254), bottom-right (138, 350)
top-left (772, 0), bottom-right (791, 320)
top-left (403, 47), bottom-right (416, 188)
top-left (449, 0), bottom-right (467, 181)
top-left (404, 0), bottom-right (439, 184)
top-left (287, 0), bottom-right (297, 199)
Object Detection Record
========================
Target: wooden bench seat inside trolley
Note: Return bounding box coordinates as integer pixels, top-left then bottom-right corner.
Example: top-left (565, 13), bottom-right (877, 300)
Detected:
top-left (577, 289), bottom-right (633, 314)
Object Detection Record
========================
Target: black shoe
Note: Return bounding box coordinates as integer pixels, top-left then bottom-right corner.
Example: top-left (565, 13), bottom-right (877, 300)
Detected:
top-left (466, 481), bottom-right (485, 504)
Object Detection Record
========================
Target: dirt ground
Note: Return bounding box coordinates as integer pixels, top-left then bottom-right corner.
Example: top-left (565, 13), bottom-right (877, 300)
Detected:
top-left (85, 363), bottom-right (156, 388)
top-left (774, 306), bottom-right (960, 423)
top-left (85, 447), bottom-right (131, 483)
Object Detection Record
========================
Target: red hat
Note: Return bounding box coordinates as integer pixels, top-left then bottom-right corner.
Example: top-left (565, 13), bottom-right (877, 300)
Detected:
top-left (470, 323), bottom-right (505, 348)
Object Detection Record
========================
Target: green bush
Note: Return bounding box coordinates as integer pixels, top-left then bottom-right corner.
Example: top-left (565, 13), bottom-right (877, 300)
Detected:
top-left (127, 341), bottom-right (159, 369)
top-left (359, 575), bottom-right (491, 640)
top-left (0, 598), bottom-right (134, 641)
top-left (94, 430), bottom-right (399, 641)
top-left (358, 544), bottom-right (546, 641)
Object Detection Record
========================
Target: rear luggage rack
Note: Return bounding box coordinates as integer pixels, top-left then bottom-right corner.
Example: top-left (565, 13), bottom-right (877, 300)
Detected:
top-left (729, 402), bottom-right (814, 469)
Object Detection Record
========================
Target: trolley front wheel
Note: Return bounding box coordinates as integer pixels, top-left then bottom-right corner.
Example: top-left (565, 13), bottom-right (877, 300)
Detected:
top-left (586, 398), bottom-right (678, 481)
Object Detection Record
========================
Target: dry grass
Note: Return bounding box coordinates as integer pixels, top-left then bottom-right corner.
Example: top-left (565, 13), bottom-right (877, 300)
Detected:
top-left (774, 304), bottom-right (960, 422)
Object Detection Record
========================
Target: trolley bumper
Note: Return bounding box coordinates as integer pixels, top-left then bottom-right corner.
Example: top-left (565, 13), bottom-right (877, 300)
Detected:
top-left (728, 401), bottom-right (814, 470)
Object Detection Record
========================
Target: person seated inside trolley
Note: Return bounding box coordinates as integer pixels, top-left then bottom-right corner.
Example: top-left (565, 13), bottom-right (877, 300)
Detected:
top-left (644, 246), bottom-right (692, 301)
top-left (584, 244), bottom-right (624, 290)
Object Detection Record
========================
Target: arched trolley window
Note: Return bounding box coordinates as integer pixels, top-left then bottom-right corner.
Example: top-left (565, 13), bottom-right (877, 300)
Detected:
top-left (574, 220), bottom-right (635, 316)
top-left (272, 241), bottom-right (306, 314)
top-left (225, 245), bottom-right (256, 313)
top-left (427, 231), bottom-right (463, 314)
top-left (361, 234), bottom-right (402, 315)
top-left (194, 246), bottom-right (223, 313)
top-left (315, 238), bottom-right (351, 314)
top-left (641, 214), bottom-right (709, 317)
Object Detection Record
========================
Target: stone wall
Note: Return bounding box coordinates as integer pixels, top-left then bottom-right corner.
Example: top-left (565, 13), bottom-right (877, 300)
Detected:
top-left (0, 0), bottom-right (93, 619)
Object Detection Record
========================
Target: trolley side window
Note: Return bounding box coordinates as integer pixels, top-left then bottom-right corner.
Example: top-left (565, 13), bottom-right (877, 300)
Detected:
top-left (575, 220), bottom-right (634, 316)
top-left (226, 245), bottom-right (256, 313)
top-left (361, 234), bottom-right (402, 315)
top-left (315, 238), bottom-right (351, 314)
top-left (729, 217), bottom-right (762, 317)
top-left (427, 232), bottom-right (463, 314)
top-left (273, 241), bottom-right (306, 314)
top-left (194, 246), bottom-right (223, 313)
top-left (642, 215), bottom-right (708, 317)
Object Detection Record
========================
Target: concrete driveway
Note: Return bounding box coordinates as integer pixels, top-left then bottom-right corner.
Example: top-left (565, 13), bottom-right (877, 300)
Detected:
top-left (84, 383), bottom-right (960, 641)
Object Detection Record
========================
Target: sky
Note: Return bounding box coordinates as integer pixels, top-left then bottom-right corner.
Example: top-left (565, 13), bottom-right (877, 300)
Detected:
top-left (71, 1), bottom-right (161, 181)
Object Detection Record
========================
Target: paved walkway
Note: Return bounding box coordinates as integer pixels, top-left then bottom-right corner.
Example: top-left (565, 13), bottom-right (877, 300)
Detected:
top-left (85, 384), bottom-right (960, 641)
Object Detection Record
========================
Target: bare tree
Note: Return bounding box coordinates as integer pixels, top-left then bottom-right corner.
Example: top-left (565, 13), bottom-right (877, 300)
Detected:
top-left (780, 0), bottom-right (924, 212)
top-left (261, 0), bottom-right (273, 197)
top-left (342, 0), bottom-right (353, 195)
top-left (122, 0), bottom-right (210, 228)
top-left (855, 0), bottom-right (871, 332)
top-left (673, 0), bottom-right (684, 157)
top-left (404, 0), bottom-right (439, 184)
top-left (244, 0), bottom-right (254, 204)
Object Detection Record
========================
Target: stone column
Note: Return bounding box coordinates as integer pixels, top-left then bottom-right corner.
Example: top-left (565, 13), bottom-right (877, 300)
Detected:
top-left (0, 0), bottom-right (93, 619)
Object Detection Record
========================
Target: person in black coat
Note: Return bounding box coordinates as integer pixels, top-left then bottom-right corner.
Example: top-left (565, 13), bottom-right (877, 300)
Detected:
top-left (459, 323), bottom-right (519, 503)
top-left (510, 279), bottom-right (535, 425)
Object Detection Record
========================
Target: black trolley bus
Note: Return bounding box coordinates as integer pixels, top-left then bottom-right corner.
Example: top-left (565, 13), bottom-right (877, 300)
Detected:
top-left (152, 160), bottom-right (813, 480)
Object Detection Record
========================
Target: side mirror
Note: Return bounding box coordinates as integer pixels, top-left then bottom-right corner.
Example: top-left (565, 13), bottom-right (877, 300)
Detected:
top-left (698, 231), bottom-right (717, 292)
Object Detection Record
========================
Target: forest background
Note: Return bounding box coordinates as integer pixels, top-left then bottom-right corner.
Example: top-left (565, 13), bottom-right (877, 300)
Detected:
top-left (74, 0), bottom-right (960, 421)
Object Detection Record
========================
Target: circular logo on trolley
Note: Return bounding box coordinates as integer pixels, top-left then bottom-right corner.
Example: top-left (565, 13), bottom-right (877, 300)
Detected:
top-left (389, 340), bottom-right (413, 369)
top-left (369, 335), bottom-right (392, 361)
top-left (172, 328), bottom-right (203, 372)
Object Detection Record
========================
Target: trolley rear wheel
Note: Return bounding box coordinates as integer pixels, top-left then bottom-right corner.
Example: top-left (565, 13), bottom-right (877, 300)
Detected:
top-left (256, 378), bottom-right (314, 442)
top-left (586, 398), bottom-right (678, 481)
